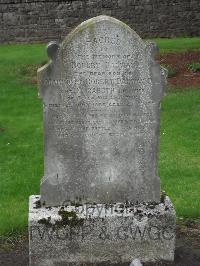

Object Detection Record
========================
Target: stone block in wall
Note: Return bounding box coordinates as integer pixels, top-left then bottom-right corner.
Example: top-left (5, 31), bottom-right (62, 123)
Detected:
top-left (0, 0), bottom-right (199, 43)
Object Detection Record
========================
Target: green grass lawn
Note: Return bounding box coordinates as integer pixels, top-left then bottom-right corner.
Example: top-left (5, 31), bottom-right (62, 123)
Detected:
top-left (0, 38), bottom-right (200, 237)
top-left (152, 37), bottom-right (200, 53)
top-left (159, 89), bottom-right (200, 218)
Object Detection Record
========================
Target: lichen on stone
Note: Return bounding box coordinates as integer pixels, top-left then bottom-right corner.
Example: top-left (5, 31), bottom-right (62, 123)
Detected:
top-left (55, 207), bottom-right (84, 227)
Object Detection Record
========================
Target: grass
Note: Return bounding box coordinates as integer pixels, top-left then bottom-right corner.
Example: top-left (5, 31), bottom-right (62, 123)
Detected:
top-left (0, 39), bottom-right (200, 237)
top-left (151, 37), bottom-right (200, 53)
top-left (0, 44), bottom-right (47, 237)
top-left (161, 64), bottom-right (177, 78)
top-left (188, 62), bottom-right (200, 72)
top-left (159, 89), bottom-right (200, 218)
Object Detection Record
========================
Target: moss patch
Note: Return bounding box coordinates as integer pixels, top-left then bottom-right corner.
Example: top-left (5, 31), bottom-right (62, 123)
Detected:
top-left (56, 207), bottom-right (84, 227)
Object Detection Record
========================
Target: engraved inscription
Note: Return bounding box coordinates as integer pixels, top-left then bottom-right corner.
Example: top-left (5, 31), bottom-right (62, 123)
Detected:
top-left (38, 16), bottom-right (165, 206)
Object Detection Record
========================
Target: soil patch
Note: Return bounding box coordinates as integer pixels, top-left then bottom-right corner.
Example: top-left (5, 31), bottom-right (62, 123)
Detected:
top-left (157, 51), bottom-right (200, 88)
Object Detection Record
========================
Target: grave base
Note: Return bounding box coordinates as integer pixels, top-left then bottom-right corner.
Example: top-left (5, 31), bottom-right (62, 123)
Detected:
top-left (29, 195), bottom-right (176, 266)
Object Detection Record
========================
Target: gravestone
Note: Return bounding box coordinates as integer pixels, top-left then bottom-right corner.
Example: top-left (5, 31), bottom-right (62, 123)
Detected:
top-left (29, 16), bottom-right (176, 265)
top-left (39, 15), bottom-right (164, 207)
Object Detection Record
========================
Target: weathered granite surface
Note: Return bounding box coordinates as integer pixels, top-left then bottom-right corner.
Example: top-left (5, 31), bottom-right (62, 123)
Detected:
top-left (38, 15), bottom-right (167, 207)
top-left (29, 16), bottom-right (176, 265)
top-left (29, 195), bottom-right (176, 265)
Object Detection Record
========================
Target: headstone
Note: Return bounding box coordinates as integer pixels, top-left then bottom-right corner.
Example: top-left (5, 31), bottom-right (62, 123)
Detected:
top-left (38, 15), bottom-right (166, 207)
top-left (29, 16), bottom-right (176, 266)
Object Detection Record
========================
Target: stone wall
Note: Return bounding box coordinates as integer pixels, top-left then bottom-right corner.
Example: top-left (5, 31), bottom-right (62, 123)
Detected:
top-left (0, 0), bottom-right (199, 43)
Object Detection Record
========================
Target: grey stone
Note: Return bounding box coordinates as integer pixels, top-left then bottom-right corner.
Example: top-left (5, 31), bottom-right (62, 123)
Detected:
top-left (38, 15), bottom-right (167, 207)
top-left (29, 195), bottom-right (176, 265)
top-left (46, 41), bottom-right (59, 60)
top-left (1, 0), bottom-right (199, 43)
top-left (29, 16), bottom-right (176, 265)
top-left (130, 259), bottom-right (143, 266)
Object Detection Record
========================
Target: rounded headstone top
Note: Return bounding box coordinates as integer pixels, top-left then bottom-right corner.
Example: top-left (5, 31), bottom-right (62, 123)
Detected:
top-left (61, 15), bottom-right (143, 47)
